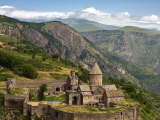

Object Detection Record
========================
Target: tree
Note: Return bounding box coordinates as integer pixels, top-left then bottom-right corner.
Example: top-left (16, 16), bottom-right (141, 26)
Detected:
top-left (32, 54), bottom-right (36, 60)
top-left (37, 84), bottom-right (47, 101)
top-left (21, 64), bottom-right (38, 79)
top-left (120, 78), bottom-right (126, 84)
top-left (42, 54), bottom-right (48, 61)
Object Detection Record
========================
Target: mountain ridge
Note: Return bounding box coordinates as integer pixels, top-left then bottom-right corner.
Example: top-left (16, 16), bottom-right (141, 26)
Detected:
top-left (1, 15), bottom-right (160, 94)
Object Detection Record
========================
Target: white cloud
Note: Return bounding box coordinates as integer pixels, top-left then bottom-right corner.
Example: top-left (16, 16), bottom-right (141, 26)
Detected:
top-left (0, 5), bottom-right (160, 31)
top-left (140, 15), bottom-right (159, 22)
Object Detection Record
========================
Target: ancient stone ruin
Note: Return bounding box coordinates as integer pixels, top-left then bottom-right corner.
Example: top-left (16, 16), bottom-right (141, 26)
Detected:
top-left (4, 62), bottom-right (140, 120)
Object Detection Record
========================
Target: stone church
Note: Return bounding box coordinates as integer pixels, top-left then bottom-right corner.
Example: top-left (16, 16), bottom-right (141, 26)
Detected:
top-left (65, 62), bottom-right (124, 107)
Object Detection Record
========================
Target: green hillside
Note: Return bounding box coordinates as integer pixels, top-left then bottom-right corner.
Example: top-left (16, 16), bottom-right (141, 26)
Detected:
top-left (72, 23), bottom-right (103, 32)
top-left (0, 26), bottom-right (160, 120)
top-left (116, 26), bottom-right (159, 35)
top-left (2, 14), bottom-right (160, 95)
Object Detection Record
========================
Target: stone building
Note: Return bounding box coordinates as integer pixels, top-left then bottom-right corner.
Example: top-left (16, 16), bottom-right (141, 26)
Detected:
top-left (4, 62), bottom-right (141, 120)
top-left (65, 62), bottom-right (124, 107)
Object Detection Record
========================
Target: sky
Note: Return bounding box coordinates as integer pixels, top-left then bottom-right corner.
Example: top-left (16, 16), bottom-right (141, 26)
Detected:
top-left (0, 0), bottom-right (160, 30)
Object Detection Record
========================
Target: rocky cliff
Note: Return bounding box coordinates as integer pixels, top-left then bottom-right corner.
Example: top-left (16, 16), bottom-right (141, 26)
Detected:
top-left (81, 29), bottom-right (160, 74)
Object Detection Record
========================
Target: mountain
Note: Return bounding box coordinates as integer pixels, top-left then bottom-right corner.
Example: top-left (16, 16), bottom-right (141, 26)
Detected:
top-left (1, 15), bottom-right (160, 94)
top-left (72, 23), bottom-right (103, 32)
top-left (116, 26), bottom-right (158, 35)
top-left (0, 34), bottom-right (160, 119)
top-left (53, 18), bottom-right (120, 30)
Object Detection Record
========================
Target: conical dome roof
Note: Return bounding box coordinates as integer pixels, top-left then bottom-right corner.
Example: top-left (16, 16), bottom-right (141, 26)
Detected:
top-left (89, 62), bottom-right (102, 74)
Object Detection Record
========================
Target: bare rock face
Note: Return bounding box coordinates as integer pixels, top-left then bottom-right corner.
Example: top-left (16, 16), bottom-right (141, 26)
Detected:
top-left (44, 22), bottom-right (86, 49)
top-left (117, 66), bottom-right (126, 74)
top-left (24, 26), bottom-right (49, 48)
top-left (135, 81), bottom-right (141, 87)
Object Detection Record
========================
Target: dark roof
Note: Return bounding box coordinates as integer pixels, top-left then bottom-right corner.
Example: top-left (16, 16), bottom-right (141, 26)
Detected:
top-left (90, 86), bottom-right (99, 91)
top-left (105, 90), bottom-right (124, 97)
top-left (101, 85), bottom-right (117, 91)
top-left (79, 85), bottom-right (91, 91)
top-left (89, 62), bottom-right (102, 74)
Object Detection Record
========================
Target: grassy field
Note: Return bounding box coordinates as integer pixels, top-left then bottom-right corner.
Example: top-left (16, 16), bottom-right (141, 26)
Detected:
top-left (10, 88), bottom-right (28, 96)
top-left (30, 94), bottom-right (65, 103)
top-left (56, 105), bottom-right (131, 114)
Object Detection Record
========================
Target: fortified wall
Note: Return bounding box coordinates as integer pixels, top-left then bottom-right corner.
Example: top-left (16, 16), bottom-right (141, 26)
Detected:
top-left (24, 102), bottom-right (141, 120)
top-left (7, 78), bottom-right (67, 91)
top-left (15, 79), bottom-right (67, 88)
top-left (4, 89), bottom-right (29, 109)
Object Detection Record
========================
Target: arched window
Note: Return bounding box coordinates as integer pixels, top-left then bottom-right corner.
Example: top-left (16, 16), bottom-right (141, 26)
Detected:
top-left (56, 87), bottom-right (60, 91)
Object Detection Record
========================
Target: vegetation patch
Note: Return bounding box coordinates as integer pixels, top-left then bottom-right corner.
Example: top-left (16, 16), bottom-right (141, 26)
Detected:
top-left (50, 73), bottom-right (69, 79)
top-left (56, 105), bottom-right (130, 114)
top-left (10, 88), bottom-right (27, 96)
top-left (0, 74), bottom-right (13, 81)
top-left (30, 94), bottom-right (65, 103)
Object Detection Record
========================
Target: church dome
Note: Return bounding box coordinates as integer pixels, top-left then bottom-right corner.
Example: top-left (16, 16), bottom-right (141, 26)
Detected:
top-left (89, 62), bottom-right (102, 75)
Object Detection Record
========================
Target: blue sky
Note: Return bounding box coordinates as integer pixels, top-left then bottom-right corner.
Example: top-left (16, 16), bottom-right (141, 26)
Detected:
top-left (0, 0), bottom-right (159, 16)
top-left (0, 0), bottom-right (160, 30)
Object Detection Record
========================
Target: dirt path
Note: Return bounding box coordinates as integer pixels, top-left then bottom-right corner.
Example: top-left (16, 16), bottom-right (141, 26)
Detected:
top-left (0, 33), bottom-right (5, 36)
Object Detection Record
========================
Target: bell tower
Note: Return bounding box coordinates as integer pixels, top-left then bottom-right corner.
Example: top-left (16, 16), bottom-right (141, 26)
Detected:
top-left (89, 62), bottom-right (102, 86)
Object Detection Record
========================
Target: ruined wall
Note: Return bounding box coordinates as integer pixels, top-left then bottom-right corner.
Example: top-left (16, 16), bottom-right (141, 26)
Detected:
top-left (7, 78), bottom-right (16, 90)
top-left (106, 97), bottom-right (125, 107)
top-left (15, 79), bottom-right (67, 88)
top-left (30, 88), bottom-right (56, 97)
top-left (4, 94), bottom-right (26, 108)
top-left (26, 103), bottom-right (140, 120)
top-left (23, 92), bottom-right (29, 115)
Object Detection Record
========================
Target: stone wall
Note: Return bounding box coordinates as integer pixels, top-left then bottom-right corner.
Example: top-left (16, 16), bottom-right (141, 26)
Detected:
top-left (4, 94), bottom-right (26, 108)
top-left (7, 78), bottom-right (16, 90)
top-left (26, 103), bottom-right (140, 120)
top-left (106, 97), bottom-right (124, 107)
top-left (30, 88), bottom-right (56, 97)
top-left (15, 79), bottom-right (67, 88)
top-left (23, 92), bottom-right (29, 115)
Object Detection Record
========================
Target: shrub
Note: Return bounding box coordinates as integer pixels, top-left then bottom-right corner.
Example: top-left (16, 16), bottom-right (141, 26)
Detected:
top-left (21, 64), bottom-right (38, 79)
top-left (0, 93), bottom-right (4, 107)
top-left (29, 93), bottom-right (33, 100)
top-left (0, 74), bottom-right (13, 81)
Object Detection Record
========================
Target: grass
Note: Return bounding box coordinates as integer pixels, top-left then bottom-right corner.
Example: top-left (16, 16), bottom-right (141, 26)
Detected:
top-left (0, 88), bottom-right (6, 94)
top-left (10, 88), bottom-right (27, 96)
top-left (56, 105), bottom-right (131, 114)
top-left (116, 26), bottom-right (159, 35)
top-left (30, 94), bottom-right (65, 103)
top-left (50, 73), bottom-right (69, 79)
top-left (111, 100), bottom-right (140, 108)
